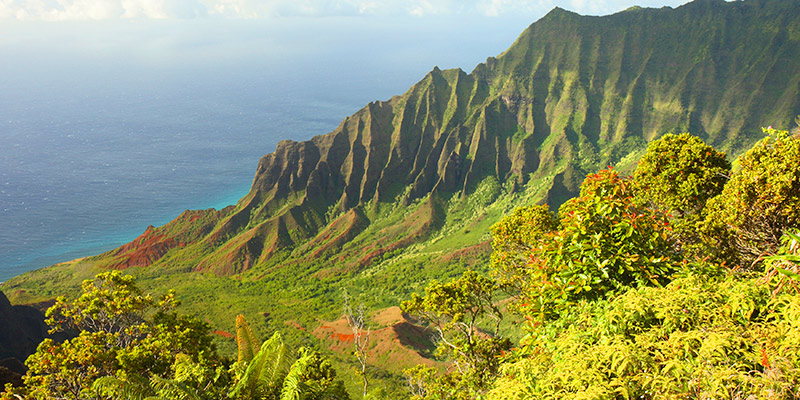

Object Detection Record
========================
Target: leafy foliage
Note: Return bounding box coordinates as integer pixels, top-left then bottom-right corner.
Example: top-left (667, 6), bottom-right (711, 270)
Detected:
top-left (2, 271), bottom-right (225, 400)
top-left (489, 205), bottom-right (558, 292)
top-left (236, 314), bottom-right (260, 364)
top-left (281, 347), bottom-right (349, 400)
top-left (489, 270), bottom-right (800, 399)
top-left (230, 331), bottom-right (292, 400)
top-left (633, 133), bottom-right (731, 260)
top-left (92, 353), bottom-right (228, 400)
top-left (229, 315), bottom-right (349, 400)
top-left (521, 168), bottom-right (678, 317)
top-left (402, 270), bottom-right (511, 398)
top-left (404, 365), bottom-right (443, 400)
top-left (704, 128), bottom-right (800, 267)
top-left (633, 132), bottom-right (730, 216)
top-left (45, 271), bottom-right (155, 335)
top-left (762, 230), bottom-right (800, 296)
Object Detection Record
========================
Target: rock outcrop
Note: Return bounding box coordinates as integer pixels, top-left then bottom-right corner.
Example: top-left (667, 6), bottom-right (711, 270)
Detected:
top-left (0, 290), bottom-right (49, 368)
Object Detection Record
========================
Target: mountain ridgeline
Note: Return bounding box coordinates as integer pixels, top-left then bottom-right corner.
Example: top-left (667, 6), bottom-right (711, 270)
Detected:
top-left (83, 0), bottom-right (800, 276)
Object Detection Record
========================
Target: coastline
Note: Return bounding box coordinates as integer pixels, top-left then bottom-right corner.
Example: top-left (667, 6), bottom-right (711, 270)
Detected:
top-left (0, 187), bottom-right (249, 284)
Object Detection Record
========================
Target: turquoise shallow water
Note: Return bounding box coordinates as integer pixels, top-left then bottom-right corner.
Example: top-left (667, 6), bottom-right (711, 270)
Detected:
top-left (0, 17), bottom-right (533, 282)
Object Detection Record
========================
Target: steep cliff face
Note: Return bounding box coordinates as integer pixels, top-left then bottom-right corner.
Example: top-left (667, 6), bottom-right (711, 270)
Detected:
top-left (93, 0), bottom-right (800, 276)
top-left (490, 0), bottom-right (800, 152)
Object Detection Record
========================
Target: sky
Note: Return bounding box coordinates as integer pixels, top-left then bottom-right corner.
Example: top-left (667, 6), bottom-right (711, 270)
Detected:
top-left (1, 0), bottom-right (695, 21)
top-left (0, 0), bottom-right (698, 74)
top-left (0, 0), bottom-right (700, 99)
top-left (0, 0), bottom-right (699, 80)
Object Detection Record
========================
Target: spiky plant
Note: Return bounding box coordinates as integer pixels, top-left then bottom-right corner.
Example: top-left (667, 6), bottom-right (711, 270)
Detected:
top-left (230, 317), bottom-right (292, 400)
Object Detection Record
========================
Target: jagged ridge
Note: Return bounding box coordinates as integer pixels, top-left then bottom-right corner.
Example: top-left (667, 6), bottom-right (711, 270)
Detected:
top-left (97, 0), bottom-right (800, 275)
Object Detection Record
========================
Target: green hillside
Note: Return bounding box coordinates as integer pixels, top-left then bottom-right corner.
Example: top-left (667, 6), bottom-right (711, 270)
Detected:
top-left (3, 0), bottom-right (800, 398)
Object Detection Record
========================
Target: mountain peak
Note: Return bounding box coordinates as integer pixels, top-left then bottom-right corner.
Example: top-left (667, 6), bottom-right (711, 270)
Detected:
top-left (540, 6), bottom-right (581, 20)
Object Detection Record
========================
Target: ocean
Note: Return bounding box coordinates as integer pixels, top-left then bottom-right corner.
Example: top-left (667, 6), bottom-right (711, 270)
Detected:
top-left (0, 16), bottom-right (533, 282)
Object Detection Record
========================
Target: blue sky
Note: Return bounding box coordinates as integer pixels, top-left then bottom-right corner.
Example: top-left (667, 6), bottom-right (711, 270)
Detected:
top-left (0, 0), bottom-right (700, 69)
top-left (2, 0), bottom-right (694, 20)
top-left (0, 0), bottom-right (702, 84)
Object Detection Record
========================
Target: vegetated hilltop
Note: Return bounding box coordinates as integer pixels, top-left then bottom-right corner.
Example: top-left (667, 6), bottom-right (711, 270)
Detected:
top-left (3, 0), bottom-right (800, 394)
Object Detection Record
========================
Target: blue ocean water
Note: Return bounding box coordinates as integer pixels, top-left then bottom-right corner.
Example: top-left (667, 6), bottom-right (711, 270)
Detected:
top-left (0, 16), bottom-right (534, 282)
top-left (0, 72), bottom-right (354, 281)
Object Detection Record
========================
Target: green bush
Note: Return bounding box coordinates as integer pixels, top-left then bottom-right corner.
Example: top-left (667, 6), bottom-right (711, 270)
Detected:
top-left (489, 272), bottom-right (800, 399)
top-left (704, 128), bottom-right (800, 267)
top-left (632, 133), bottom-right (731, 261)
top-left (633, 132), bottom-right (730, 216)
top-left (521, 168), bottom-right (678, 318)
top-left (489, 205), bottom-right (558, 292)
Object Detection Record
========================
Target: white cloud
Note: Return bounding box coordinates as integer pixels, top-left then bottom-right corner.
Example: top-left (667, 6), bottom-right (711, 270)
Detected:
top-left (0, 0), bottom-right (693, 20)
top-left (10, 0), bottom-right (125, 20)
top-left (476, 0), bottom-right (554, 17)
top-left (120, 0), bottom-right (166, 18)
top-left (404, 0), bottom-right (460, 17)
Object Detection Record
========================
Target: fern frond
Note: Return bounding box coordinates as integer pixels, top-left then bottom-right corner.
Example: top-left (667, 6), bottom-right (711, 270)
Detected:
top-left (231, 332), bottom-right (292, 400)
top-left (236, 314), bottom-right (260, 363)
top-left (150, 375), bottom-right (204, 400)
top-left (280, 353), bottom-right (312, 400)
top-left (263, 332), bottom-right (292, 392)
top-left (92, 375), bottom-right (156, 400)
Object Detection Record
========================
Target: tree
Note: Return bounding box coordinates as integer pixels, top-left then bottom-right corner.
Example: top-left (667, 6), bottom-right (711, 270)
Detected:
top-left (342, 292), bottom-right (370, 398)
top-left (518, 168), bottom-right (679, 319)
top-left (703, 128), bottom-right (800, 267)
top-left (402, 270), bottom-right (511, 398)
top-left (3, 271), bottom-right (223, 400)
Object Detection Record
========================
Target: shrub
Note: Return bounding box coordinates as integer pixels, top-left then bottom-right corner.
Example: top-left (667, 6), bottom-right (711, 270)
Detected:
top-left (488, 272), bottom-right (800, 399)
top-left (520, 168), bottom-right (678, 318)
top-left (489, 205), bottom-right (558, 292)
top-left (704, 128), bottom-right (800, 267)
top-left (633, 132), bottom-right (730, 216)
